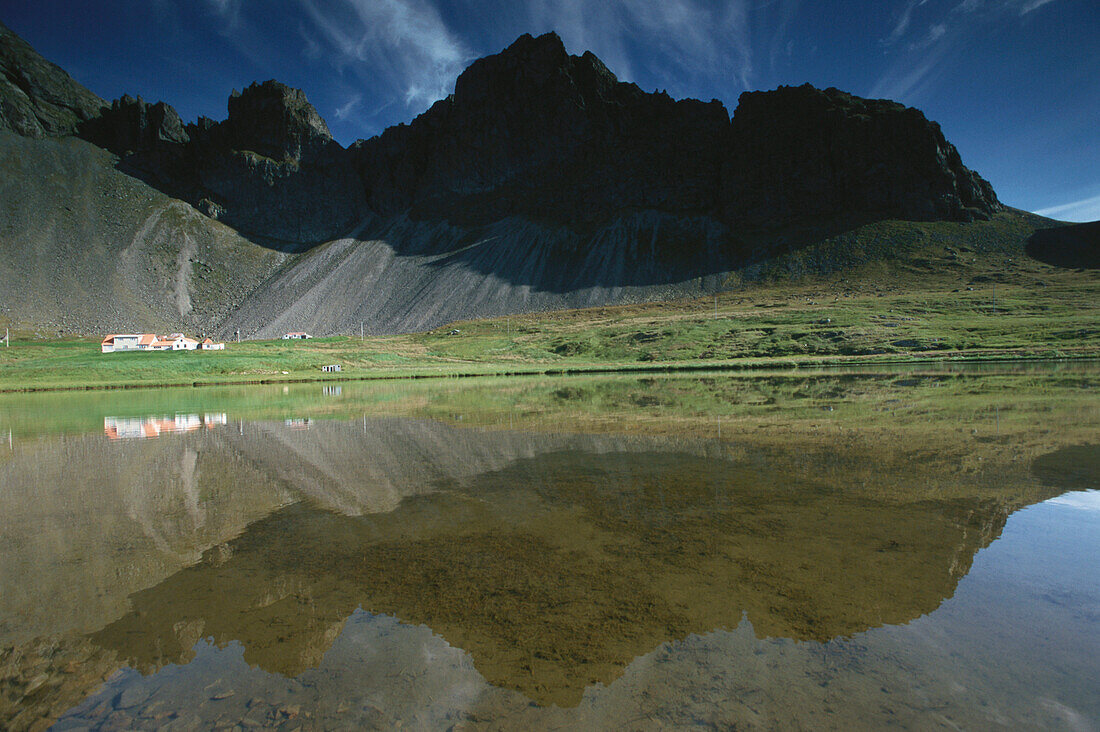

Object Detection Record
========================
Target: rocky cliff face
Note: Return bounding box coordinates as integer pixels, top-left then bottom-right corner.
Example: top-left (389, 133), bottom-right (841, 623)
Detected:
top-left (75, 81), bottom-right (367, 246)
top-left (723, 84), bottom-right (999, 226)
top-left (353, 32), bottom-right (729, 229)
top-left (352, 32), bottom-right (998, 238)
top-left (0, 20), bottom-right (105, 137)
top-left (1, 24), bottom-right (999, 248)
top-left (182, 81), bottom-right (367, 246)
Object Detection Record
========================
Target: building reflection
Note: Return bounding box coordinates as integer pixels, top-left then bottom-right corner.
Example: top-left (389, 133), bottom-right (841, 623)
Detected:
top-left (103, 413), bottom-right (228, 440)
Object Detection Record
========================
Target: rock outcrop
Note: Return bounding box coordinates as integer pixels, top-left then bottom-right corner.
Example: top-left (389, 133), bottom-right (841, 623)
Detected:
top-left (78, 81), bottom-right (367, 246)
top-left (0, 19), bottom-right (105, 137)
top-left (723, 84), bottom-right (999, 226)
top-left (353, 32), bottom-right (729, 229)
top-left (352, 32), bottom-right (998, 237)
top-left (79, 94), bottom-right (189, 155)
top-left (178, 81), bottom-right (368, 246)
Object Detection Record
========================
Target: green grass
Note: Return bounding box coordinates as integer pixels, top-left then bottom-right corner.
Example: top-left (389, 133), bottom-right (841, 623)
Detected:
top-left (0, 252), bottom-right (1097, 391)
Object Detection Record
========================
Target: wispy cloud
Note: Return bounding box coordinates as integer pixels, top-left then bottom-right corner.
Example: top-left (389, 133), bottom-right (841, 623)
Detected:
top-left (333, 94), bottom-right (362, 121)
top-left (1019, 0), bottom-right (1058, 15)
top-left (205, 0), bottom-right (243, 32)
top-left (1034, 192), bottom-right (1100, 222)
top-left (1047, 491), bottom-right (1100, 512)
top-left (527, 0), bottom-right (756, 94)
top-left (887, 0), bottom-right (929, 44)
top-left (767, 0), bottom-right (801, 77)
top-left (872, 0), bottom-right (1063, 102)
top-left (298, 24), bottom-right (323, 60)
top-left (298, 0), bottom-right (470, 110)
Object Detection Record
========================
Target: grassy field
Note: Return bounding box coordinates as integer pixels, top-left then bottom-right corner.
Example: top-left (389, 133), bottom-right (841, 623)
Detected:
top-left (0, 250), bottom-right (1096, 391)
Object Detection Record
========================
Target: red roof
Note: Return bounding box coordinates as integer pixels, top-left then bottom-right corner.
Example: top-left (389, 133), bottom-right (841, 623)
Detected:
top-left (139, 334), bottom-right (156, 345)
top-left (101, 336), bottom-right (114, 345)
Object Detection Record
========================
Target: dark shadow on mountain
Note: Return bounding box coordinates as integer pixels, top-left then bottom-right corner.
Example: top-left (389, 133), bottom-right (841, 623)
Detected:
top-left (1025, 221), bottom-right (1100, 269)
top-left (406, 209), bottom-right (900, 292)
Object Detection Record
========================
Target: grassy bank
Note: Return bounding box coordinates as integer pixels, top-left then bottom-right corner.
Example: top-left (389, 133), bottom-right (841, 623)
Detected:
top-left (0, 265), bottom-right (1097, 391)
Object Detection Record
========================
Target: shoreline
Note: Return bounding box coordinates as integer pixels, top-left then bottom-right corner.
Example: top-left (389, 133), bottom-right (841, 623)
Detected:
top-left (3, 349), bottom-right (1097, 394)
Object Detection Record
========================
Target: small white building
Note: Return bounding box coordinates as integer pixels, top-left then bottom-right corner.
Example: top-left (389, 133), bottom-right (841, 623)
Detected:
top-left (283, 332), bottom-right (313, 340)
top-left (149, 335), bottom-right (198, 351)
top-left (201, 338), bottom-right (225, 350)
top-left (101, 334), bottom-right (145, 353)
top-left (321, 364), bottom-right (341, 372)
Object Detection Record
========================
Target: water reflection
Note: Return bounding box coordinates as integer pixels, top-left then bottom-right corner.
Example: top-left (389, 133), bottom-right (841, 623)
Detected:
top-left (104, 413), bottom-right (227, 440)
top-left (90, 453), bottom-right (1011, 707)
top-left (0, 368), bottom-right (1097, 729)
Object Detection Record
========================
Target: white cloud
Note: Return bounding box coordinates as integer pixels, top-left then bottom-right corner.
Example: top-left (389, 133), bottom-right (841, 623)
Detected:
top-left (887, 0), bottom-right (929, 44)
top-left (299, 25), bottom-right (323, 60)
top-left (298, 0), bottom-right (470, 110)
top-left (1034, 193), bottom-right (1100, 222)
top-left (1019, 0), bottom-right (1058, 15)
top-left (1047, 491), bottom-right (1100, 512)
top-left (333, 94), bottom-right (362, 121)
top-left (871, 0), bottom-right (1063, 103)
top-left (205, 0), bottom-right (242, 31)
top-left (527, 0), bottom-right (755, 93)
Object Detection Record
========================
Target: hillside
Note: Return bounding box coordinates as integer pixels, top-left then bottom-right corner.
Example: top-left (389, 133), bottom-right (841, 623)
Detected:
top-left (0, 21), bottom-right (1089, 339)
top-left (0, 132), bottom-right (285, 336)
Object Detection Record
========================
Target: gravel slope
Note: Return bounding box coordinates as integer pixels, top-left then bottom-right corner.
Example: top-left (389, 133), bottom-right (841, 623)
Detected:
top-left (223, 212), bottom-right (734, 337)
top-left (0, 132), bottom-right (285, 335)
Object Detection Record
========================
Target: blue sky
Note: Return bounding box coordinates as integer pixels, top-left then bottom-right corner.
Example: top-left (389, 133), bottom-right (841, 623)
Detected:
top-left (2, 0), bottom-right (1097, 221)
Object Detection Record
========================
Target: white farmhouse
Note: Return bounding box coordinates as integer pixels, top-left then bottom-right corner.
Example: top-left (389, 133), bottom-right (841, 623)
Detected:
top-left (102, 333), bottom-right (218, 353)
top-left (101, 334), bottom-right (144, 353)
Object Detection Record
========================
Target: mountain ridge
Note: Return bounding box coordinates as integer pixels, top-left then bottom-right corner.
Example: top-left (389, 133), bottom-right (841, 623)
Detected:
top-left (0, 26), bottom-right (1000, 246)
top-left (2, 22), bottom-right (1076, 339)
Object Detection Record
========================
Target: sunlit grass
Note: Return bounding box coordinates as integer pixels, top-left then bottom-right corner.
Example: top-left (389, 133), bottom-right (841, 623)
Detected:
top-left (0, 265), bottom-right (1096, 391)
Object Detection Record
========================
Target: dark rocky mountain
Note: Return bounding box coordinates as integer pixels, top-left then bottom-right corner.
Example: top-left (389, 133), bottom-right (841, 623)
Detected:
top-left (0, 20), bottom-right (104, 137)
top-left (352, 33), bottom-right (732, 228)
top-left (0, 22), bottom-right (1027, 337)
top-left (1, 25), bottom-right (999, 248)
top-left (723, 84), bottom-right (998, 226)
top-left (353, 33), bottom-right (998, 236)
top-left (79, 80), bottom-right (367, 246)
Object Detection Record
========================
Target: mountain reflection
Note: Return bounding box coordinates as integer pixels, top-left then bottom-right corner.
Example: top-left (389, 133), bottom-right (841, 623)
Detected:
top-left (92, 435), bottom-right (1017, 707)
top-left (2, 367), bottom-right (1094, 728)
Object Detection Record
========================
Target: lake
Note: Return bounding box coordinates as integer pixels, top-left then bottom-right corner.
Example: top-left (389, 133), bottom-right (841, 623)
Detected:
top-left (0, 365), bottom-right (1097, 730)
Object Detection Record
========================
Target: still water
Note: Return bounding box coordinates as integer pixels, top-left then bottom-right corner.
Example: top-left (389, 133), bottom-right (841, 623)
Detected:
top-left (0, 366), bottom-right (1097, 730)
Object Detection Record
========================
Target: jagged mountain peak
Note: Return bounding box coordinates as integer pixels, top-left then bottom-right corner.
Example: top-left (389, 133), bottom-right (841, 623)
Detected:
top-left (225, 80), bottom-right (333, 160)
top-left (452, 30), bottom-right (622, 110)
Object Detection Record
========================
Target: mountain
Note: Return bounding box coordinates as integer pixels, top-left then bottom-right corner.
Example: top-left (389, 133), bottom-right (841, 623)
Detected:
top-left (0, 22), bottom-right (1067, 338)
top-left (352, 33), bottom-right (997, 231)
top-left (0, 20), bottom-right (104, 137)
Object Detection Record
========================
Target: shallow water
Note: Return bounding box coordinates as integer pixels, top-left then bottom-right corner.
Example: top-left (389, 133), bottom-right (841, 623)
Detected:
top-left (0, 366), bottom-right (1097, 730)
